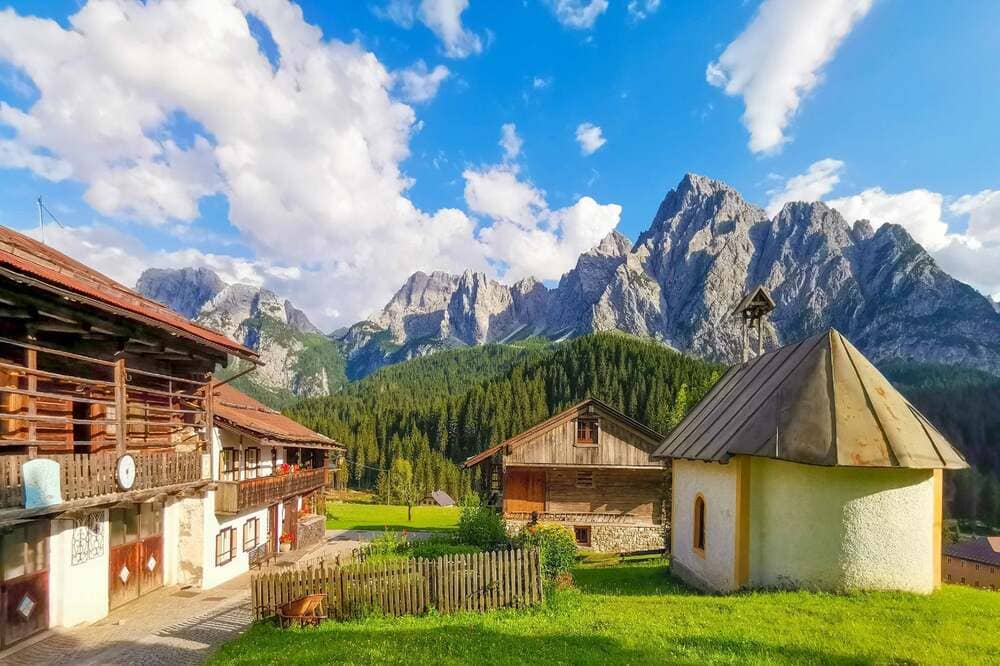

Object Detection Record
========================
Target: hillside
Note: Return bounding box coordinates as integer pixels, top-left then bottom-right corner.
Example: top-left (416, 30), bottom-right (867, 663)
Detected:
top-left (285, 333), bottom-right (723, 501)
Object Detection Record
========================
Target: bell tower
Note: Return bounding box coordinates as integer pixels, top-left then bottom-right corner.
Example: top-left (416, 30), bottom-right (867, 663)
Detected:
top-left (733, 286), bottom-right (775, 363)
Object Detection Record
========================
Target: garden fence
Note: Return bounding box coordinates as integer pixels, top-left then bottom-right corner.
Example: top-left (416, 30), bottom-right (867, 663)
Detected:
top-left (250, 547), bottom-right (543, 621)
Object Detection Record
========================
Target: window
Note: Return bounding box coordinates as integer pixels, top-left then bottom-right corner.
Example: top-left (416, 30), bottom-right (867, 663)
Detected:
top-left (243, 518), bottom-right (260, 551)
top-left (245, 448), bottom-right (259, 480)
top-left (216, 527), bottom-right (237, 566)
top-left (575, 471), bottom-right (594, 488)
top-left (109, 506), bottom-right (139, 547)
top-left (270, 448), bottom-right (279, 475)
top-left (576, 418), bottom-right (599, 446)
top-left (574, 526), bottom-right (591, 547)
top-left (221, 448), bottom-right (239, 482)
top-left (1, 522), bottom-right (47, 581)
top-left (693, 494), bottom-right (706, 555)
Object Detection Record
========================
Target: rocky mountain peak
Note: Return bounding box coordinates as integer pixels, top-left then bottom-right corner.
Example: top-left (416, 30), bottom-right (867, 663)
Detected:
top-left (135, 266), bottom-right (225, 319)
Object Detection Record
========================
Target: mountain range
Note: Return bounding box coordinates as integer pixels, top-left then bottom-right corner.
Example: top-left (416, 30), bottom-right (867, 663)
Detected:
top-left (136, 173), bottom-right (1000, 399)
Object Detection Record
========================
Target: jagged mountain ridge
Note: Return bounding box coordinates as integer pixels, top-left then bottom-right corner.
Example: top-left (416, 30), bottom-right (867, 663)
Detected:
top-left (135, 268), bottom-right (344, 403)
top-left (342, 173), bottom-right (1000, 377)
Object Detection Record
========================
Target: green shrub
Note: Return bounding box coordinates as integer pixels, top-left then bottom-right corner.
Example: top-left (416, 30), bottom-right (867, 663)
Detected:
top-left (457, 505), bottom-right (510, 550)
top-left (514, 522), bottom-right (578, 580)
top-left (408, 541), bottom-right (481, 559)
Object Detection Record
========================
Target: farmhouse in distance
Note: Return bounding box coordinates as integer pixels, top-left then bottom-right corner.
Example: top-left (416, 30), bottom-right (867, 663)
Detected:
top-left (464, 398), bottom-right (666, 553)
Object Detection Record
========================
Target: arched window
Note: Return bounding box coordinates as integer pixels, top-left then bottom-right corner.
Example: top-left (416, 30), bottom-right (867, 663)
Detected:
top-left (693, 494), bottom-right (706, 555)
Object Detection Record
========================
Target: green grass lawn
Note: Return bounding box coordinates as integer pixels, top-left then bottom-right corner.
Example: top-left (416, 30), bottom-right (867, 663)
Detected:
top-left (325, 501), bottom-right (460, 533)
top-left (210, 557), bottom-right (1000, 665)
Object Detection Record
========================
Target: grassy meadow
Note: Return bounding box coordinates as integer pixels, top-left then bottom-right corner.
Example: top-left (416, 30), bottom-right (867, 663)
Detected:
top-left (325, 501), bottom-right (460, 533)
top-left (211, 556), bottom-right (1000, 665)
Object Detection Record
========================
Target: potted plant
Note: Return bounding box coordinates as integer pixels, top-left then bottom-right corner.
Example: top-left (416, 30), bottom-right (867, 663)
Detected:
top-left (279, 533), bottom-right (293, 552)
top-left (276, 463), bottom-right (291, 476)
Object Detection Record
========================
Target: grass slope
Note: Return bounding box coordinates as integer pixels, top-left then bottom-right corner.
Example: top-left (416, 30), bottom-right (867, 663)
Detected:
top-left (209, 559), bottom-right (1000, 665)
top-left (325, 502), bottom-right (460, 533)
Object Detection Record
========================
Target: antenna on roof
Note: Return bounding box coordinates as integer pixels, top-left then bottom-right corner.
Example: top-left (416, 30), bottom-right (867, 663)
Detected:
top-left (36, 196), bottom-right (65, 245)
top-left (733, 286), bottom-right (775, 363)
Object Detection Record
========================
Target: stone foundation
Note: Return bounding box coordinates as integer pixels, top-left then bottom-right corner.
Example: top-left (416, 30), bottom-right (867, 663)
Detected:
top-left (296, 514), bottom-right (325, 551)
top-left (505, 517), bottom-right (666, 553)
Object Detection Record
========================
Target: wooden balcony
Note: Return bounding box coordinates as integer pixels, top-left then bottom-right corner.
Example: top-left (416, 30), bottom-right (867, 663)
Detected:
top-left (0, 449), bottom-right (205, 509)
top-left (215, 467), bottom-right (328, 515)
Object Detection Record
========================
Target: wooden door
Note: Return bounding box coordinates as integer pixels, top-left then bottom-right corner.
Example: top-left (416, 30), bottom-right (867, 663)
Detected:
top-left (108, 506), bottom-right (141, 609)
top-left (504, 468), bottom-right (545, 514)
top-left (282, 499), bottom-right (298, 548)
top-left (0, 522), bottom-right (49, 649)
top-left (267, 504), bottom-right (279, 553)
top-left (137, 503), bottom-right (164, 595)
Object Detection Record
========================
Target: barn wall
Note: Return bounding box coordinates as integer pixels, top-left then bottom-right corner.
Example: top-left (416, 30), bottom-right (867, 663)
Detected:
top-left (544, 467), bottom-right (664, 522)
top-left (506, 411), bottom-right (659, 467)
top-left (671, 458), bottom-right (738, 592)
top-left (748, 457), bottom-right (936, 593)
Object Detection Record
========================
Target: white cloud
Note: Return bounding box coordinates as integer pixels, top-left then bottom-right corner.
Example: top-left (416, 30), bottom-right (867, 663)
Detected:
top-left (766, 158), bottom-right (844, 216)
top-left (627, 0), bottom-right (661, 22)
top-left (373, 0), bottom-right (482, 58)
top-left (575, 122), bottom-right (606, 155)
top-left (950, 190), bottom-right (1000, 245)
top-left (395, 60), bottom-right (450, 103)
top-left (419, 0), bottom-right (482, 58)
top-left (532, 76), bottom-right (552, 90)
top-left (465, 164), bottom-right (621, 281)
top-left (828, 187), bottom-right (951, 251)
top-left (499, 123), bottom-right (522, 161)
top-left (545, 0), bottom-right (609, 30)
top-left (706, 0), bottom-right (873, 154)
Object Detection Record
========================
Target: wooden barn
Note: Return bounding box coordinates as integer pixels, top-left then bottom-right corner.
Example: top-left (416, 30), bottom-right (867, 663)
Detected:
top-left (463, 399), bottom-right (666, 552)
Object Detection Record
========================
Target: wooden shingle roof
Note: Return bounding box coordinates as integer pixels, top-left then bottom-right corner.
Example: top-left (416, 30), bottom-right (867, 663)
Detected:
top-left (652, 329), bottom-right (968, 469)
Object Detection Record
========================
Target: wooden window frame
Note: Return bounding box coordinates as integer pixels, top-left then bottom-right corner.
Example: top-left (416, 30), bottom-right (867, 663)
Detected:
top-left (573, 525), bottom-right (591, 547)
top-left (575, 418), bottom-right (599, 447)
top-left (216, 527), bottom-right (237, 566)
top-left (220, 448), bottom-right (239, 482)
top-left (575, 470), bottom-right (594, 488)
top-left (245, 448), bottom-right (259, 480)
top-left (693, 493), bottom-right (706, 557)
top-left (243, 517), bottom-right (260, 552)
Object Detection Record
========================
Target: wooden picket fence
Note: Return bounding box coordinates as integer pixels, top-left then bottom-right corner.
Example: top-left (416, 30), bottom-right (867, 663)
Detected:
top-left (251, 548), bottom-right (543, 621)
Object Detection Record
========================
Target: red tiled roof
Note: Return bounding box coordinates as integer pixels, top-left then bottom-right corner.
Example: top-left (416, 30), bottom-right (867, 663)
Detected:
top-left (0, 225), bottom-right (256, 361)
top-left (213, 382), bottom-right (344, 449)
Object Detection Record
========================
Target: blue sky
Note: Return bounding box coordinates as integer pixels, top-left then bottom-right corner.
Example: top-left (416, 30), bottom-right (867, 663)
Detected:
top-left (0, 0), bottom-right (997, 328)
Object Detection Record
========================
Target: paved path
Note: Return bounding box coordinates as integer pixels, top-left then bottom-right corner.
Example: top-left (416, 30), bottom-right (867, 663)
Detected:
top-left (0, 529), bottom-right (411, 665)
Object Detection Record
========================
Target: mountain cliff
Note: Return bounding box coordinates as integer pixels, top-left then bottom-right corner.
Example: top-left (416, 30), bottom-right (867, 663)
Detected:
top-left (135, 269), bottom-right (345, 404)
top-left (343, 174), bottom-right (1000, 376)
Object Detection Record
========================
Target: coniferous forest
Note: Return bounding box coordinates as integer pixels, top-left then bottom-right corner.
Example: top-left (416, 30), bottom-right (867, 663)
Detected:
top-left (283, 334), bottom-right (1000, 529)
top-left (285, 333), bottom-right (722, 502)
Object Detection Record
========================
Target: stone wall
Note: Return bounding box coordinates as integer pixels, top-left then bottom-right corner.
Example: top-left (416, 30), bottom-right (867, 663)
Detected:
top-left (296, 514), bottom-right (325, 551)
top-left (505, 518), bottom-right (666, 553)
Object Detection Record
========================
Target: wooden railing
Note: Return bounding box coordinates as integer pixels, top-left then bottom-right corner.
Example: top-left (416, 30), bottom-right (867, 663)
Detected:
top-left (0, 449), bottom-right (205, 509)
top-left (251, 548), bottom-right (543, 621)
top-left (215, 467), bottom-right (327, 515)
top-left (504, 511), bottom-right (662, 525)
top-left (0, 336), bottom-right (211, 451)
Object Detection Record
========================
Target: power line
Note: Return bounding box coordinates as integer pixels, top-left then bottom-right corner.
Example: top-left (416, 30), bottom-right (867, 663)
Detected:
top-left (36, 196), bottom-right (64, 244)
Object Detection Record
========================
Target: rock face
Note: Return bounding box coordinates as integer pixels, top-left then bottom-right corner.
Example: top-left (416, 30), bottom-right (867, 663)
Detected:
top-left (135, 267), bottom-right (224, 319)
top-left (345, 173), bottom-right (1000, 375)
top-left (136, 268), bottom-right (342, 400)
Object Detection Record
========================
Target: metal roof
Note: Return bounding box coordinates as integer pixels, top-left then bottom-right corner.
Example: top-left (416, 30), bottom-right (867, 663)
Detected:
top-left (0, 225), bottom-right (257, 361)
top-left (944, 537), bottom-right (1000, 567)
top-left (652, 329), bottom-right (968, 469)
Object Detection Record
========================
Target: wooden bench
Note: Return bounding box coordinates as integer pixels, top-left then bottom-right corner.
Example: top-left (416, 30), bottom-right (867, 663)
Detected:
top-left (275, 594), bottom-right (327, 629)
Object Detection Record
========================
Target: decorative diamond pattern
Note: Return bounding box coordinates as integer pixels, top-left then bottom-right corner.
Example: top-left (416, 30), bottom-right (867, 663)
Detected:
top-left (119, 565), bottom-right (130, 584)
top-left (146, 555), bottom-right (157, 572)
top-left (17, 594), bottom-right (35, 619)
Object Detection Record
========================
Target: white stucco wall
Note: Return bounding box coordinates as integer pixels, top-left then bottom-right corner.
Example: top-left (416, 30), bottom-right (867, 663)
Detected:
top-left (671, 459), bottom-right (738, 592)
top-left (48, 511), bottom-right (110, 627)
top-left (748, 457), bottom-right (936, 593)
top-left (200, 494), bottom-right (270, 589)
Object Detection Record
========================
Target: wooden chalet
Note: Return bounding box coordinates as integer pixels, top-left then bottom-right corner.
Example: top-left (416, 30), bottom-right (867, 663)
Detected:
top-left (0, 225), bottom-right (257, 645)
top-left (464, 399), bottom-right (667, 552)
